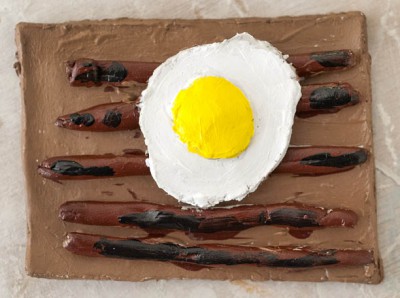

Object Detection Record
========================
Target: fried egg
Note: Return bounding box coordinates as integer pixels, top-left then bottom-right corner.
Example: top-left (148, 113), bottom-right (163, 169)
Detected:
top-left (139, 33), bottom-right (301, 208)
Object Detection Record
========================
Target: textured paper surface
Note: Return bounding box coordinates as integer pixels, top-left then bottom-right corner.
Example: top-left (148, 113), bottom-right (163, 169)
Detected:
top-left (1, 0), bottom-right (400, 297)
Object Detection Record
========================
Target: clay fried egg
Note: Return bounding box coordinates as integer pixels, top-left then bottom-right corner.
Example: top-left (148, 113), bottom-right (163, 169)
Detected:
top-left (139, 33), bottom-right (301, 208)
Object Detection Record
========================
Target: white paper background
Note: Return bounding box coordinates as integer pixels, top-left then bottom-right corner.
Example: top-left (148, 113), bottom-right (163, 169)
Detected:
top-left (1, 0), bottom-right (399, 297)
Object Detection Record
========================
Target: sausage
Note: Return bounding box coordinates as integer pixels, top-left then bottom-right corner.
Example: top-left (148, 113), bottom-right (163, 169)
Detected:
top-left (55, 83), bottom-right (360, 132)
top-left (64, 232), bottom-right (374, 268)
top-left (66, 50), bottom-right (356, 86)
top-left (55, 102), bottom-right (139, 132)
top-left (37, 146), bottom-right (368, 180)
top-left (59, 200), bottom-right (358, 231)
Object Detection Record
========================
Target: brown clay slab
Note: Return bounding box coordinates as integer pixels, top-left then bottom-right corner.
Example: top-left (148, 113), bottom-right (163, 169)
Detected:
top-left (16, 11), bottom-right (382, 283)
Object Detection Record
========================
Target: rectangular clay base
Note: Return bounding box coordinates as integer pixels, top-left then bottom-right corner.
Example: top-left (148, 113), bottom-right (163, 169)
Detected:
top-left (16, 12), bottom-right (382, 283)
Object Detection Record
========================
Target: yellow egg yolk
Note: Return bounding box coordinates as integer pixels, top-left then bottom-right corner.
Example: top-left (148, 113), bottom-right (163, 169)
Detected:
top-left (172, 76), bottom-right (254, 159)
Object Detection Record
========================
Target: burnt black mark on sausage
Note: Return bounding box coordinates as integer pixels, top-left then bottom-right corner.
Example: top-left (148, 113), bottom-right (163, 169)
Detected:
top-left (102, 110), bottom-right (122, 128)
top-left (50, 160), bottom-right (115, 176)
top-left (311, 50), bottom-right (353, 68)
top-left (70, 113), bottom-right (95, 127)
top-left (75, 61), bottom-right (127, 83)
top-left (268, 209), bottom-right (319, 227)
top-left (75, 60), bottom-right (100, 83)
top-left (100, 62), bottom-right (127, 82)
top-left (119, 211), bottom-right (202, 231)
top-left (300, 150), bottom-right (367, 168)
top-left (118, 208), bottom-right (326, 232)
top-left (309, 86), bottom-right (357, 109)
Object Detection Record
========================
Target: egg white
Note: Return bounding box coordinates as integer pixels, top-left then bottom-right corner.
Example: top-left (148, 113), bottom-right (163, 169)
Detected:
top-left (139, 33), bottom-right (301, 208)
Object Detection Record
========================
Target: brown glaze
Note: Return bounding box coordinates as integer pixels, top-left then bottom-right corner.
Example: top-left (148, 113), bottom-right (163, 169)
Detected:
top-left (38, 146), bottom-right (368, 180)
top-left (59, 201), bottom-right (358, 231)
top-left (37, 154), bottom-right (149, 180)
top-left (288, 228), bottom-right (314, 239)
top-left (55, 102), bottom-right (139, 132)
top-left (64, 232), bottom-right (374, 268)
top-left (185, 230), bottom-right (243, 241)
top-left (66, 50), bottom-right (355, 87)
top-left (171, 262), bottom-right (211, 272)
top-left (55, 82), bottom-right (360, 132)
